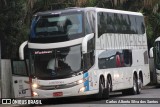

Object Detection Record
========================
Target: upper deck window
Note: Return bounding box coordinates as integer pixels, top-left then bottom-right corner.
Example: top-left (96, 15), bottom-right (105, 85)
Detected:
top-left (98, 12), bottom-right (145, 37)
top-left (30, 12), bottom-right (84, 43)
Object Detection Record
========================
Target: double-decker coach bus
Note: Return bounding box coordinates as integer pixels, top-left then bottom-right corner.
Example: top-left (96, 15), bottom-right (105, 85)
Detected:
top-left (12, 7), bottom-right (150, 99)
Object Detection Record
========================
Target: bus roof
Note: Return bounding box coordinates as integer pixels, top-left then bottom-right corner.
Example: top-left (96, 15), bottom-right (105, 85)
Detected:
top-left (155, 37), bottom-right (160, 42)
top-left (34, 7), bottom-right (143, 16)
top-left (94, 7), bottom-right (143, 16)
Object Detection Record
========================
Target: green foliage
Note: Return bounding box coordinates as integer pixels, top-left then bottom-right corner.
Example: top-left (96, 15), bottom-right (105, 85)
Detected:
top-left (0, 0), bottom-right (160, 58)
top-left (82, 0), bottom-right (98, 7)
top-left (151, 13), bottom-right (160, 29)
top-left (146, 23), bottom-right (153, 40)
top-left (0, 0), bottom-right (28, 59)
top-left (141, 0), bottom-right (160, 47)
top-left (147, 12), bottom-right (160, 47)
top-left (146, 22), bottom-right (154, 48)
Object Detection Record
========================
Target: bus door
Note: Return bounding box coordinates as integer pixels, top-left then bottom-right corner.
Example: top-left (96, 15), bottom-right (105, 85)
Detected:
top-left (11, 60), bottom-right (31, 98)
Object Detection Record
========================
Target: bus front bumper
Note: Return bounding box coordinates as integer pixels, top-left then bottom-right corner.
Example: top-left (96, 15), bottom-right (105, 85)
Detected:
top-left (32, 84), bottom-right (98, 98)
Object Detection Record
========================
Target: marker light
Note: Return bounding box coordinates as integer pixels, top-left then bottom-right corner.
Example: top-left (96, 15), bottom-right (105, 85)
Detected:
top-left (32, 83), bottom-right (38, 89)
top-left (33, 92), bottom-right (38, 96)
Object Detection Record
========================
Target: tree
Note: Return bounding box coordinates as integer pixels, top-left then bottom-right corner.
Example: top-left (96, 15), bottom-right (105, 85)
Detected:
top-left (0, 0), bottom-right (28, 58)
top-left (144, 1), bottom-right (160, 47)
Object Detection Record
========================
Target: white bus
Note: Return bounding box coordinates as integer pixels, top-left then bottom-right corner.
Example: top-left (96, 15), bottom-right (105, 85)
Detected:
top-left (150, 37), bottom-right (160, 84)
top-left (12, 7), bottom-right (150, 99)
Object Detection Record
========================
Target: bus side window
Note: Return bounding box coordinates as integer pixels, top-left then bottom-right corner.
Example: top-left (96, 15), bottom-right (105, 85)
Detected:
top-left (98, 50), bottom-right (132, 69)
top-left (12, 60), bottom-right (28, 76)
top-left (123, 50), bottom-right (132, 67)
top-left (85, 18), bottom-right (92, 34)
top-left (83, 37), bottom-right (95, 70)
top-left (116, 53), bottom-right (121, 67)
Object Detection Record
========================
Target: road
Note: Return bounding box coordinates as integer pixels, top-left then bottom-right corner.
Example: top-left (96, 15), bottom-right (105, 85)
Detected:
top-left (27, 86), bottom-right (160, 107)
top-left (1, 86), bottom-right (160, 107)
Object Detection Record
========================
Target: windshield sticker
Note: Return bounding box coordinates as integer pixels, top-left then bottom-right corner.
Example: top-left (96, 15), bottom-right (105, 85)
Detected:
top-left (34, 51), bottom-right (52, 54)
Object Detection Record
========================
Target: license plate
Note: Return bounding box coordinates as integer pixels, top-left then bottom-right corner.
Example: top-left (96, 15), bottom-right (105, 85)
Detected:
top-left (53, 92), bottom-right (63, 97)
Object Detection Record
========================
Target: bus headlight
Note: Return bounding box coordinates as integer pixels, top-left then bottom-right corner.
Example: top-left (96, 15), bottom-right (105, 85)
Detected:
top-left (32, 83), bottom-right (38, 89)
top-left (67, 77), bottom-right (88, 87)
top-left (78, 79), bottom-right (84, 84)
top-left (77, 77), bottom-right (88, 84)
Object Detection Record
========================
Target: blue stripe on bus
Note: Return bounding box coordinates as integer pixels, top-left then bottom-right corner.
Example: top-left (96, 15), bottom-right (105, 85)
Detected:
top-left (83, 72), bottom-right (89, 91)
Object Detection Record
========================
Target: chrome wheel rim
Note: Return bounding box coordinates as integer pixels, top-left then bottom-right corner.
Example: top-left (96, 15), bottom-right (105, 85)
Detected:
top-left (133, 79), bottom-right (137, 92)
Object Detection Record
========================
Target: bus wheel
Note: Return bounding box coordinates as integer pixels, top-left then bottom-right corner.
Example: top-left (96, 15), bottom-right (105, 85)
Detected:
top-left (137, 76), bottom-right (143, 94)
top-left (103, 77), bottom-right (111, 99)
top-left (131, 74), bottom-right (138, 95)
top-left (123, 75), bottom-right (138, 95)
top-left (97, 78), bottom-right (105, 99)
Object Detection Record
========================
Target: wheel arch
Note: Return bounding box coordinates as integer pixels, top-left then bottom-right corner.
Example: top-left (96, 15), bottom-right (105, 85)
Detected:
top-left (106, 74), bottom-right (112, 91)
top-left (133, 71), bottom-right (138, 79)
top-left (99, 74), bottom-right (105, 86)
top-left (139, 70), bottom-right (143, 83)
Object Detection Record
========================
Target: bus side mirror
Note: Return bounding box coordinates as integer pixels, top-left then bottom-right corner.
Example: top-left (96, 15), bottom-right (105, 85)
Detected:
top-left (19, 41), bottom-right (28, 60)
top-left (82, 33), bottom-right (94, 54)
top-left (149, 47), bottom-right (154, 58)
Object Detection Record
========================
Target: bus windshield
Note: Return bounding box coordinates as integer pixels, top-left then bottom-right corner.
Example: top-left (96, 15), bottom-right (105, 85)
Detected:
top-left (30, 12), bottom-right (83, 43)
top-left (30, 45), bottom-right (82, 80)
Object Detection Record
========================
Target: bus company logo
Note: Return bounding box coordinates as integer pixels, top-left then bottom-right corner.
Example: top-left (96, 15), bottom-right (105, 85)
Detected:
top-left (49, 81), bottom-right (64, 85)
top-left (52, 85), bottom-right (59, 89)
top-left (34, 51), bottom-right (52, 55)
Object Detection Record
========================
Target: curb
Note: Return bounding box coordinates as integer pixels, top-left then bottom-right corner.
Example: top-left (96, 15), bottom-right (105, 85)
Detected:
top-left (142, 85), bottom-right (155, 89)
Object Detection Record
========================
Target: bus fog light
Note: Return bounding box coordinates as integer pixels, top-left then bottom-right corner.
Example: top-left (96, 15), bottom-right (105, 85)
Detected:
top-left (79, 86), bottom-right (86, 92)
top-left (32, 83), bottom-right (38, 89)
top-left (33, 92), bottom-right (38, 96)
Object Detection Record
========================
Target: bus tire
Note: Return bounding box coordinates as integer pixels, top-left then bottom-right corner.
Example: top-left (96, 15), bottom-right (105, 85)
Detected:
top-left (130, 74), bottom-right (138, 95)
top-left (137, 76), bottom-right (143, 94)
top-left (96, 78), bottom-right (105, 99)
top-left (123, 75), bottom-right (138, 95)
top-left (103, 77), bottom-right (111, 99)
